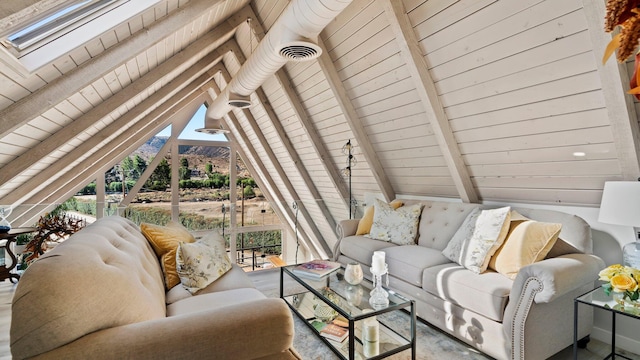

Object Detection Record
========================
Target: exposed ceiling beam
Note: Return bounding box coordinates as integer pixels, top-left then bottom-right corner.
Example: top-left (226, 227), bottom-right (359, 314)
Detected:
top-left (217, 105), bottom-right (321, 259)
top-left (119, 140), bottom-right (172, 208)
top-left (221, 40), bottom-right (338, 239)
top-left (4, 72), bottom-right (217, 216)
top-left (315, 37), bottom-right (396, 202)
top-left (581, 0), bottom-right (640, 180)
top-left (242, 3), bottom-right (350, 220)
top-left (0, 36), bottom-right (228, 186)
top-left (10, 86), bottom-right (206, 226)
top-left (218, 66), bottom-right (331, 257)
top-left (0, 0), bottom-right (227, 139)
top-left (380, 0), bottom-right (478, 203)
top-left (226, 128), bottom-right (314, 260)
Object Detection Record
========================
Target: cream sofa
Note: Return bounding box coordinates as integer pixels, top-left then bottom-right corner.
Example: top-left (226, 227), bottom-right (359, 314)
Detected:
top-left (11, 216), bottom-right (299, 360)
top-left (333, 200), bottom-right (605, 360)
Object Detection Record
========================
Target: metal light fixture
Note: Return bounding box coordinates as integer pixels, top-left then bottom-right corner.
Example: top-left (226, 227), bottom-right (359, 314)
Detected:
top-left (342, 140), bottom-right (357, 219)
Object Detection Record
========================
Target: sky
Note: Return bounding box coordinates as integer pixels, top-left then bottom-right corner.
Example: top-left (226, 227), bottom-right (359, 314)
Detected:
top-left (156, 104), bottom-right (229, 141)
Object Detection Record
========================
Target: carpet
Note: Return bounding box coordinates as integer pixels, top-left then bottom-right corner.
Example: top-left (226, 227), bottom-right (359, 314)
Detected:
top-left (259, 286), bottom-right (491, 360)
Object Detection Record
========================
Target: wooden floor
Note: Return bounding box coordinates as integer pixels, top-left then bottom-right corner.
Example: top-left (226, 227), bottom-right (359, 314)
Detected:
top-left (0, 271), bottom-right (637, 359)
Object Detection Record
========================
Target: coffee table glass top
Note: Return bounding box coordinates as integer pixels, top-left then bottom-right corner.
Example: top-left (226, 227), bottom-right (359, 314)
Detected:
top-left (576, 287), bottom-right (640, 318)
top-left (281, 265), bottom-right (415, 359)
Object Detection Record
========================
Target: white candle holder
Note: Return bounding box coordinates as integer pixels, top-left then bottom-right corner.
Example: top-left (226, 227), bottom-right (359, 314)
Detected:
top-left (369, 264), bottom-right (389, 309)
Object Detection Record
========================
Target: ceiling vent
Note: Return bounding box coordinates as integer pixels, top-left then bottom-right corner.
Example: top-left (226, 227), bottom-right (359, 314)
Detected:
top-left (228, 92), bottom-right (251, 108)
top-left (277, 41), bottom-right (321, 61)
top-left (195, 118), bottom-right (229, 134)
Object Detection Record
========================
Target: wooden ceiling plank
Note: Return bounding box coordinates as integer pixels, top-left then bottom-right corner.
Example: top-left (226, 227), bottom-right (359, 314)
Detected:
top-left (380, 0), bottom-right (478, 203)
top-left (0, 33), bottom-right (230, 186)
top-left (8, 86), bottom-right (208, 226)
top-left (218, 66), bottom-right (332, 257)
top-left (0, 0), bottom-right (227, 139)
top-left (581, 0), bottom-right (640, 180)
top-left (2, 71), bottom-right (217, 208)
top-left (316, 36), bottom-right (395, 203)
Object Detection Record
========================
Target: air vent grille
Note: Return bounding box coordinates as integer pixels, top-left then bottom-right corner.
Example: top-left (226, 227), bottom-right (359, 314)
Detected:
top-left (278, 43), bottom-right (321, 61)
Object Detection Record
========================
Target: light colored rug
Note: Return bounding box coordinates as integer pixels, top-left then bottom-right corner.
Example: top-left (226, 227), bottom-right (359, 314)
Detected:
top-left (258, 285), bottom-right (490, 359)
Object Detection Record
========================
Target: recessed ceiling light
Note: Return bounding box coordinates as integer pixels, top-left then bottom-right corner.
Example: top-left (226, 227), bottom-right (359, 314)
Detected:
top-left (573, 152), bottom-right (586, 157)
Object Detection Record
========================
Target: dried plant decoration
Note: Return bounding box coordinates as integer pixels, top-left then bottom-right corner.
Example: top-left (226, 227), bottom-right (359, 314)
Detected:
top-left (604, 1), bottom-right (640, 98)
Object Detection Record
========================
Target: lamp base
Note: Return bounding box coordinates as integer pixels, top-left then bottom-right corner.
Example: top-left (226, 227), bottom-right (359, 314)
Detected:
top-left (623, 241), bottom-right (640, 269)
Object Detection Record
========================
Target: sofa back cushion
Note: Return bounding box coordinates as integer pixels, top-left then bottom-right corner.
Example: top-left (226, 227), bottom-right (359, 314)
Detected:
top-left (404, 200), bottom-right (481, 250)
top-left (512, 207), bottom-right (592, 255)
top-left (11, 216), bottom-right (166, 359)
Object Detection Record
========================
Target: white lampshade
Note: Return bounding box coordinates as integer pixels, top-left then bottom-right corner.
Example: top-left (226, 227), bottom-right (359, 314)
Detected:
top-left (598, 181), bottom-right (640, 227)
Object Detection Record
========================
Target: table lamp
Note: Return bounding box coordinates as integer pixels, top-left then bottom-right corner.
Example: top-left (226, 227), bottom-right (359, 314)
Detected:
top-left (598, 181), bottom-right (640, 268)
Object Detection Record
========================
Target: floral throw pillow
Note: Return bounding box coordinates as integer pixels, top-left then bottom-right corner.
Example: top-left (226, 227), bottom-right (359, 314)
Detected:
top-left (442, 206), bottom-right (511, 274)
top-left (366, 199), bottom-right (423, 245)
top-left (176, 231), bottom-right (232, 294)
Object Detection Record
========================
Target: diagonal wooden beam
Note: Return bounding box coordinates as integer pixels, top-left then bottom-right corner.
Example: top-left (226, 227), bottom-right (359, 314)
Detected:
top-left (581, 0), bottom-right (640, 179)
top-left (315, 37), bottom-right (396, 202)
top-left (2, 56), bottom-right (223, 206)
top-left (10, 87), bottom-right (206, 226)
top-left (0, 42), bottom-right (227, 186)
top-left (4, 72), bottom-right (217, 214)
top-left (218, 66), bottom-right (331, 257)
top-left (217, 104), bottom-right (322, 259)
top-left (119, 140), bottom-right (172, 207)
top-left (221, 40), bottom-right (339, 238)
top-left (380, 0), bottom-right (478, 203)
top-left (0, 0), bottom-right (226, 138)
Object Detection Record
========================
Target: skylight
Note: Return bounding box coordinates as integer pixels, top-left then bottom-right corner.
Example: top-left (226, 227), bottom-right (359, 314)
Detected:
top-left (0, 0), bottom-right (161, 77)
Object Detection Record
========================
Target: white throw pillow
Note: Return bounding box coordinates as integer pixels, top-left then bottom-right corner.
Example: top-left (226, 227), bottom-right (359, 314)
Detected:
top-left (176, 231), bottom-right (232, 294)
top-left (366, 199), bottom-right (423, 245)
top-left (442, 206), bottom-right (511, 274)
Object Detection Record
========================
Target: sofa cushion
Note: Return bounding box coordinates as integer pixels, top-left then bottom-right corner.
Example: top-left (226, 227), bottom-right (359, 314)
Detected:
top-left (441, 207), bottom-right (511, 274)
top-left (422, 263), bottom-right (512, 322)
top-left (340, 236), bottom-right (396, 266)
top-left (489, 211), bottom-right (561, 279)
top-left (384, 245), bottom-right (452, 286)
top-left (411, 201), bottom-right (482, 250)
top-left (367, 199), bottom-right (423, 245)
top-left (176, 231), bottom-right (232, 294)
top-left (11, 216), bottom-right (167, 360)
top-left (167, 288), bottom-right (267, 316)
top-left (141, 221), bottom-right (196, 289)
top-left (356, 199), bottom-right (404, 235)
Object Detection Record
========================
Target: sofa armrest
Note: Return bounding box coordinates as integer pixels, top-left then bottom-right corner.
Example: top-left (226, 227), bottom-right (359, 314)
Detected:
top-left (512, 253), bottom-right (605, 304)
top-left (333, 219), bottom-right (361, 261)
top-left (33, 298), bottom-right (295, 360)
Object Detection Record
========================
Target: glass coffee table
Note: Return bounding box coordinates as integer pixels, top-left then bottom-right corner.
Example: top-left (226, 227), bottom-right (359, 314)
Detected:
top-left (280, 265), bottom-right (416, 360)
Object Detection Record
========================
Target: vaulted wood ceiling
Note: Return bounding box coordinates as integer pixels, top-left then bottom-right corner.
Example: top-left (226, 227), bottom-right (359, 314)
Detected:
top-left (0, 0), bottom-right (638, 257)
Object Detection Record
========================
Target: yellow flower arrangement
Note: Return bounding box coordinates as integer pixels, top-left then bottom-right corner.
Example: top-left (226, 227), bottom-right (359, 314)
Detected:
top-left (599, 264), bottom-right (640, 301)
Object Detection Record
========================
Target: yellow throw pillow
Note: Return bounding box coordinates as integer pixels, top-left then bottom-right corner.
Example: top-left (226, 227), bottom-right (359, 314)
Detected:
top-left (141, 221), bottom-right (196, 289)
top-left (488, 211), bottom-right (561, 280)
top-left (356, 199), bottom-right (404, 235)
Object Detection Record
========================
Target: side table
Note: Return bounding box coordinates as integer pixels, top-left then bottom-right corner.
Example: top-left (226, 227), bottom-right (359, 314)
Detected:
top-left (0, 227), bottom-right (36, 283)
top-left (574, 287), bottom-right (638, 360)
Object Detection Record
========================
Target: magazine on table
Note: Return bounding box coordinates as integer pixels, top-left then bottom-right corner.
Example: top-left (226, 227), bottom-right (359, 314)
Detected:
top-left (292, 259), bottom-right (341, 279)
top-left (311, 319), bottom-right (349, 342)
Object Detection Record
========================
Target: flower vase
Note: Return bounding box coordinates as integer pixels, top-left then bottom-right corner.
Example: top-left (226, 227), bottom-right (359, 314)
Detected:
top-left (344, 262), bottom-right (363, 285)
top-left (613, 292), bottom-right (640, 309)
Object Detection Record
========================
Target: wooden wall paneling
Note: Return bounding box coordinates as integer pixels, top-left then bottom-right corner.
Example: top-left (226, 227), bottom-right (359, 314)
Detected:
top-left (85, 37), bottom-right (105, 59)
top-left (322, 0), bottom-right (378, 51)
top-left (431, 11), bottom-right (587, 82)
top-left (0, 0), bottom-right (226, 139)
top-left (316, 37), bottom-right (395, 202)
top-left (128, 13), bottom-right (145, 35)
top-left (0, 41), bottom-right (224, 187)
top-left (468, 159), bottom-right (620, 178)
top-left (581, 0), bottom-right (640, 180)
top-left (464, 143), bottom-right (617, 165)
top-left (328, 13), bottom-right (389, 65)
top-left (412, 0), bottom-right (498, 42)
top-left (0, 75), bottom-right (29, 103)
top-left (244, 4), bottom-right (351, 217)
top-left (381, 0), bottom-right (477, 203)
top-left (473, 176), bottom-right (620, 190)
top-left (6, 83), bottom-right (211, 225)
top-left (91, 78), bottom-right (113, 101)
top-left (0, 69), bottom-right (217, 208)
top-left (101, 29), bottom-right (119, 50)
top-left (476, 188), bottom-right (603, 206)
